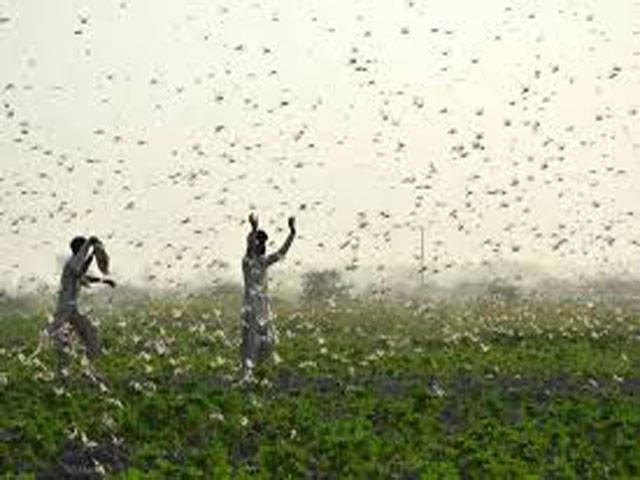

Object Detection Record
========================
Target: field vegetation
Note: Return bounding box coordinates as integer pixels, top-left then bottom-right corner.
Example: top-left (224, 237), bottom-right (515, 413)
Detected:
top-left (1, 279), bottom-right (639, 478)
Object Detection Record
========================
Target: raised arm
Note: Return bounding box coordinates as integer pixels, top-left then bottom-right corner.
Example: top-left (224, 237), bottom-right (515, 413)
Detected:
top-left (265, 217), bottom-right (296, 267)
top-left (245, 213), bottom-right (259, 256)
top-left (249, 213), bottom-right (259, 233)
top-left (81, 253), bottom-right (95, 276)
top-left (68, 237), bottom-right (97, 275)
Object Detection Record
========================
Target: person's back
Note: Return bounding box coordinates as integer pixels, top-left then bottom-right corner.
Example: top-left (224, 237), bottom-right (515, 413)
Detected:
top-left (242, 254), bottom-right (268, 299)
top-left (56, 257), bottom-right (82, 312)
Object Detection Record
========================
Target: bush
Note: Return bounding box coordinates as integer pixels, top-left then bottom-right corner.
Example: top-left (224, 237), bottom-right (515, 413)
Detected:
top-left (300, 269), bottom-right (352, 304)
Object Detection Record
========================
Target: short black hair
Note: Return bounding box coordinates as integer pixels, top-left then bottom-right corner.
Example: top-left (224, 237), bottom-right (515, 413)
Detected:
top-left (70, 236), bottom-right (87, 254)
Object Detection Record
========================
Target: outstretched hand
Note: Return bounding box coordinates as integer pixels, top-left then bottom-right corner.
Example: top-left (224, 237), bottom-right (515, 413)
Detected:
top-left (288, 216), bottom-right (296, 233)
top-left (249, 213), bottom-right (259, 230)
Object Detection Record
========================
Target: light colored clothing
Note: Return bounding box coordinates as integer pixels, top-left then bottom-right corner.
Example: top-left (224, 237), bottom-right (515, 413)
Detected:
top-left (49, 305), bottom-right (101, 362)
top-left (50, 240), bottom-right (101, 366)
top-left (56, 240), bottom-right (92, 311)
top-left (241, 230), bottom-right (294, 373)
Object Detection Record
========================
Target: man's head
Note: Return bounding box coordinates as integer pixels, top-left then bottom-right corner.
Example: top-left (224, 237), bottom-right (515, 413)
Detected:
top-left (247, 229), bottom-right (268, 257)
top-left (70, 236), bottom-right (87, 255)
top-left (255, 230), bottom-right (268, 255)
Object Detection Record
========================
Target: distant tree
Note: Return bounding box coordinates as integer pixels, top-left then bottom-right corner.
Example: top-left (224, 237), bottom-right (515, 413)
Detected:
top-left (487, 278), bottom-right (520, 302)
top-left (452, 281), bottom-right (486, 300)
top-left (301, 269), bottom-right (352, 303)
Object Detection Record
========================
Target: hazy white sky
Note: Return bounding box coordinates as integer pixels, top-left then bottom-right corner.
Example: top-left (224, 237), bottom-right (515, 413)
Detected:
top-left (1, 0), bottom-right (639, 291)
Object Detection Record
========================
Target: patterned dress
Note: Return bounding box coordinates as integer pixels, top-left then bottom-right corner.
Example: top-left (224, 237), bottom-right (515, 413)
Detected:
top-left (241, 230), bottom-right (295, 373)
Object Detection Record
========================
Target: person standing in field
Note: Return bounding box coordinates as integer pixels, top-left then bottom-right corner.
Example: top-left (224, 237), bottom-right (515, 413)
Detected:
top-left (45, 236), bottom-right (116, 375)
top-left (240, 213), bottom-right (296, 382)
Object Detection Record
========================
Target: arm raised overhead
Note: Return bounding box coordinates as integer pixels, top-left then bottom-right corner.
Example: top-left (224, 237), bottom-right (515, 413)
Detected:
top-left (68, 236), bottom-right (98, 276)
top-left (265, 217), bottom-right (296, 267)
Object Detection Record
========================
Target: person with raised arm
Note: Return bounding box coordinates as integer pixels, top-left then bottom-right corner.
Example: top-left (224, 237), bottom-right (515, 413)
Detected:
top-left (239, 213), bottom-right (296, 382)
top-left (45, 236), bottom-right (115, 376)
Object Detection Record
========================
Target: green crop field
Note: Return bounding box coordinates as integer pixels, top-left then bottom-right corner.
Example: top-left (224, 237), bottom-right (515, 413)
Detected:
top-left (1, 292), bottom-right (639, 478)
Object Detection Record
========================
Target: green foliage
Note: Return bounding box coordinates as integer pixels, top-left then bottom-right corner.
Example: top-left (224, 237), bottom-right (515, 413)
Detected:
top-left (0, 296), bottom-right (639, 478)
top-left (300, 269), bottom-right (352, 303)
